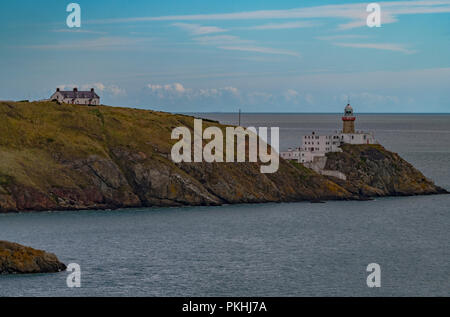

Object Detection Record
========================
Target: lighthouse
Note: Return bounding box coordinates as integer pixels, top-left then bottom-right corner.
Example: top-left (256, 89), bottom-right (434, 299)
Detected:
top-left (342, 103), bottom-right (356, 134)
top-left (280, 101), bottom-right (377, 164)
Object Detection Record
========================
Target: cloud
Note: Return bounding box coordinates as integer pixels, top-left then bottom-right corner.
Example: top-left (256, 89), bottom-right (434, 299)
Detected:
top-left (193, 35), bottom-right (250, 45)
top-left (192, 35), bottom-right (299, 57)
top-left (82, 83), bottom-right (126, 96)
top-left (145, 82), bottom-right (284, 107)
top-left (172, 23), bottom-right (228, 35)
top-left (334, 92), bottom-right (401, 111)
top-left (90, 1), bottom-right (450, 30)
top-left (218, 45), bottom-right (300, 57)
top-left (316, 34), bottom-right (368, 41)
top-left (242, 21), bottom-right (317, 30)
top-left (56, 84), bottom-right (78, 91)
top-left (283, 89), bottom-right (314, 104)
top-left (57, 83), bottom-right (126, 96)
top-left (333, 42), bottom-right (416, 54)
top-left (23, 37), bottom-right (151, 50)
top-left (246, 91), bottom-right (275, 105)
top-left (317, 34), bottom-right (415, 55)
top-left (52, 29), bottom-right (107, 35)
top-left (148, 83), bottom-right (187, 94)
top-left (284, 89), bottom-right (300, 100)
top-left (339, 92), bottom-right (400, 104)
top-left (147, 83), bottom-right (239, 100)
top-left (144, 83), bottom-right (323, 109)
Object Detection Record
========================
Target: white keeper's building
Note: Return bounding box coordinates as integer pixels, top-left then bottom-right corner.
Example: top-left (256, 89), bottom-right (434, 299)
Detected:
top-left (281, 103), bottom-right (377, 164)
top-left (50, 87), bottom-right (100, 106)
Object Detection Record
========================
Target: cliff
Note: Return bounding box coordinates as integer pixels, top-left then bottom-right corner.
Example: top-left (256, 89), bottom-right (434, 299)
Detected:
top-left (324, 144), bottom-right (448, 197)
top-left (0, 241), bottom-right (66, 274)
top-left (0, 101), bottom-right (446, 212)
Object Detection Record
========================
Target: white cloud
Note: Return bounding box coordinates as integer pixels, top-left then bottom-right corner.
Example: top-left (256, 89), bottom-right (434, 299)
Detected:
top-left (333, 42), bottom-right (416, 54)
top-left (90, 1), bottom-right (450, 30)
top-left (58, 83), bottom-right (126, 96)
top-left (316, 34), bottom-right (368, 41)
top-left (144, 83), bottom-right (322, 108)
top-left (340, 92), bottom-right (400, 105)
top-left (24, 37), bottom-right (151, 50)
top-left (334, 92), bottom-right (401, 111)
top-left (56, 84), bottom-right (78, 91)
top-left (283, 89), bottom-right (314, 104)
top-left (218, 45), bottom-right (300, 57)
top-left (242, 21), bottom-right (317, 30)
top-left (83, 83), bottom-right (127, 96)
top-left (284, 89), bottom-right (300, 100)
top-left (86, 83), bottom-right (106, 91)
top-left (83, 1), bottom-right (450, 60)
top-left (193, 35), bottom-right (299, 57)
top-left (317, 34), bottom-right (415, 55)
top-left (147, 83), bottom-right (239, 99)
top-left (172, 23), bottom-right (227, 35)
top-left (148, 83), bottom-right (187, 94)
top-left (52, 29), bottom-right (107, 35)
top-left (193, 35), bottom-right (250, 45)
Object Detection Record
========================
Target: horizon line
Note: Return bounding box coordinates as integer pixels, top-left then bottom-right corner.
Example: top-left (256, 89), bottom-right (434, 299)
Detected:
top-left (184, 112), bottom-right (450, 115)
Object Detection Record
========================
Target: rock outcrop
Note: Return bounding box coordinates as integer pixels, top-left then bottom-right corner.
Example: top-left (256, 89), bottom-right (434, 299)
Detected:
top-left (0, 101), bottom-right (446, 212)
top-left (324, 144), bottom-right (448, 197)
top-left (0, 241), bottom-right (66, 274)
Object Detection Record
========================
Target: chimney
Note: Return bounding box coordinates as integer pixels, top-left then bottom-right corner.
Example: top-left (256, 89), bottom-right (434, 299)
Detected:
top-left (73, 88), bottom-right (78, 92)
top-left (56, 88), bottom-right (60, 92)
top-left (91, 88), bottom-right (94, 92)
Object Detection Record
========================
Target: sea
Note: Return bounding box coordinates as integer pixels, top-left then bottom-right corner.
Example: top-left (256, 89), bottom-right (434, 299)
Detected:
top-left (0, 114), bottom-right (449, 297)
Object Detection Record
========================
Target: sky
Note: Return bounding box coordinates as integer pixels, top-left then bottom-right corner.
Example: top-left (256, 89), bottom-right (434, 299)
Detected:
top-left (0, 0), bottom-right (449, 113)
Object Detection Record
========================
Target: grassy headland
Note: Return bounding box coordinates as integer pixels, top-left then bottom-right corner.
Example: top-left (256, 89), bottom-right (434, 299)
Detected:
top-left (0, 101), bottom-right (445, 212)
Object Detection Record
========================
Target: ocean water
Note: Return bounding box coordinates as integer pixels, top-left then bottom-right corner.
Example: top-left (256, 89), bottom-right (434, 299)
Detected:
top-left (0, 114), bottom-right (449, 297)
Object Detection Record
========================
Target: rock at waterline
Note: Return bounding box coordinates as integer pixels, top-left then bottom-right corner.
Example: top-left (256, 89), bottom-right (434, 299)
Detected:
top-left (0, 241), bottom-right (66, 274)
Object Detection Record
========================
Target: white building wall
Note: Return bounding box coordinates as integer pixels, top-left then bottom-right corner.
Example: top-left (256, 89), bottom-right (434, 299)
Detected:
top-left (50, 92), bottom-right (100, 106)
top-left (62, 98), bottom-right (99, 105)
top-left (338, 132), bottom-right (376, 145)
top-left (280, 149), bottom-right (301, 160)
top-left (50, 92), bottom-right (63, 103)
top-left (282, 131), bottom-right (376, 164)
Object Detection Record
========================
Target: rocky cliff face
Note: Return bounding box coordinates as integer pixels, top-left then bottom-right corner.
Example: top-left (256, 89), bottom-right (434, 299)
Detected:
top-left (0, 241), bottom-right (66, 274)
top-left (324, 144), bottom-right (448, 197)
top-left (0, 101), bottom-right (446, 212)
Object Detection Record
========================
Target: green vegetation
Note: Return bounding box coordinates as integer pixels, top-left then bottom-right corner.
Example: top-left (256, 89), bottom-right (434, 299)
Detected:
top-left (289, 161), bottom-right (314, 178)
top-left (0, 101), bottom-right (198, 190)
top-left (0, 100), bottom-right (444, 213)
